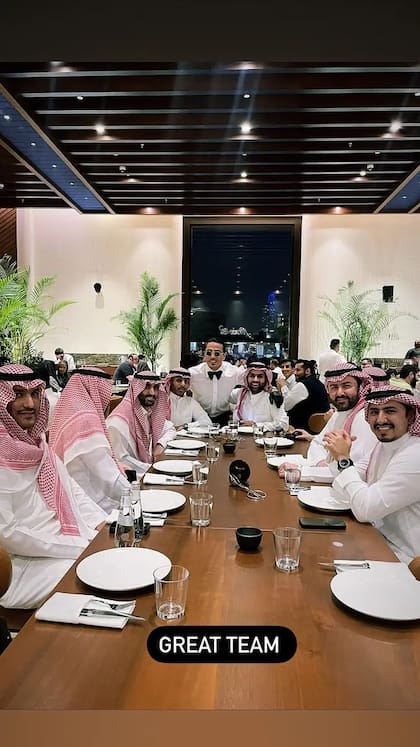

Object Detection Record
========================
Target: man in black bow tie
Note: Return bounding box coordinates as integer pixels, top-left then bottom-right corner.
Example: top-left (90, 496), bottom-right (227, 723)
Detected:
top-left (189, 339), bottom-right (245, 426)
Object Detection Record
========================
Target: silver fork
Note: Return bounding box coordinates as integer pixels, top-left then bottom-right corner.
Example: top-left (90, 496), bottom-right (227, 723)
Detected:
top-left (81, 608), bottom-right (146, 622)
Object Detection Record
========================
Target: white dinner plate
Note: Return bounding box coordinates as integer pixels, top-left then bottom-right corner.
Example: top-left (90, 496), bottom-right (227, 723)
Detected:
top-left (140, 489), bottom-right (186, 513)
top-left (331, 564), bottom-right (420, 621)
top-left (76, 547), bottom-right (171, 592)
top-left (167, 439), bottom-right (205, 450)
top-left (153, 459), bottom-right (193, 475)
top-left (296, 486), bottom-right (349, 513)
top-left (187, 424), bottom-right (211, 435)
top-left (266, 455), bottom-right (306, 469)
top-left (238, 425), bottom-right (254, 434)
top-left (255, 437), bottom-right (294, 448)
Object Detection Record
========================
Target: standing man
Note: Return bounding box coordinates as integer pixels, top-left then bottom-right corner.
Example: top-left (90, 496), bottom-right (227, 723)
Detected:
top-left (49, 367), bottom-right (130, 513)
top-left (54, 347), bottom-right (75, 372)
top-left (164, 368), bottom-right (211, 428)
top-left (323, 386), bottom-right (420, 564)
top-left (230, 362), bottom-right (289, 432)
top-left (107, 371), bottom-right (176, 473)
top-left (189, 339), bottom-right (244, 426)
top-left (282, 359), bottom-right (330, 432)
top-left (0, 364), bottom-right (106, 609)
top-left (318, 339), bottom-right (345, 381)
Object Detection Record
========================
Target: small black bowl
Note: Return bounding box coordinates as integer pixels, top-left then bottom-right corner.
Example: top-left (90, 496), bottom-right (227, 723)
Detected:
top-left (223, 441), bottom-right (237, 454)
top-left (236, 526), bottom-right (263, 552)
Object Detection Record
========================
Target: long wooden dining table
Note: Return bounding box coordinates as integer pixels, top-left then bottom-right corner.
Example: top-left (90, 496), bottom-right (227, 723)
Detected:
top-left (0, 434), bottom-right (419, 710)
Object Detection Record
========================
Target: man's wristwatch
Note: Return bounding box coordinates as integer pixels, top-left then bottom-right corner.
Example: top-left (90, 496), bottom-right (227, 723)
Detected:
top-left (337, 457), bottom-right (354, 471)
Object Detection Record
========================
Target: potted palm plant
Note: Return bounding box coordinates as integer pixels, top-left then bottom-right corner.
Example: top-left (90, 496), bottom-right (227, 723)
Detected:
top-left (0, 254), bottom-right (74, 364)
top-left (318, 280), bottom-right (416, 363)
top-left (115, 271), bottom-right (179, 371)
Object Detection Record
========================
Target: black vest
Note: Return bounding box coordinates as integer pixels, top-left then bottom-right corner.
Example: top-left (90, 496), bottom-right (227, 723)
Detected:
top-left (288, 375), bottom-right (329, 432)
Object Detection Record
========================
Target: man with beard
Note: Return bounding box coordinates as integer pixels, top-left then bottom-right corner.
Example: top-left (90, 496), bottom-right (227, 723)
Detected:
top-left (0, 364), bottom-right (107, 609)
top-left (282, 359), bottom-right (330, 432)
top-left (323, 386), bottom-right (420, 564)
top-left (230, 362), bottom-right (289, 432)
top-left (279, 362), bottom-right (377, 479)
top-left (164, 368), bottom-right (211, 428)
top-left (107, 371), bottom-right (176, 473)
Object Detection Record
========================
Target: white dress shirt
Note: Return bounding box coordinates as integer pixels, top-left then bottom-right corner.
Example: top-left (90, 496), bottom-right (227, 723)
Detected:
top-left (169, 392), bottom-right (212, 427)
top-left (332, 433), bottom-right (420, 563)
top-left (0, 458), bottom-right (107, 608)
top-left (189, 361), bottom-right (245, 417)
top-left (230, 389), bottom-right (289, 432)
top-left (318, 349), bottom-right (346, 380)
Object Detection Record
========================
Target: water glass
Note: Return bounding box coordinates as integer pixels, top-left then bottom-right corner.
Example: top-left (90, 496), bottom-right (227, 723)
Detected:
top-left (189, 492), bottom-right (213, 526)
top-left (191, 460), bottom-right (209, 486)
top-left (154, 565), bottom-right (189, 621)
top-left (284, 467), bottom-right (302, 492)
top-left (253, 424), bottom-right (264, 443)
top-left (206, 441), bottom-right (220, 464)
top-left (209, 424), bottom-right (221, 438)
top-left (264, 436), bottom-right (277, 458)
top-left (272, 527), bottom-right (301, 572)
top-left (228, 422), bottom-right (239, 441)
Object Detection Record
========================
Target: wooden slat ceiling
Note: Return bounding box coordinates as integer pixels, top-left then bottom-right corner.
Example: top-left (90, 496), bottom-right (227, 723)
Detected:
top-left (0, 62), bottom-right (419, 215)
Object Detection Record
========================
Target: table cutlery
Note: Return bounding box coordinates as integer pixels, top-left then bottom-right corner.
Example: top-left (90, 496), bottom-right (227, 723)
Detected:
top-left (319, 561), bottom-right (370, 570)
top-left (80, 608), bottom-right (146, 622)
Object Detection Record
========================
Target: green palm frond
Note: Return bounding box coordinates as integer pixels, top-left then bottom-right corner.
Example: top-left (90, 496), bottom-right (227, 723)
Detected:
top-left (318, 280), bottom-right (417, 363)
top-left (114, 271), bottom-right (179, 370)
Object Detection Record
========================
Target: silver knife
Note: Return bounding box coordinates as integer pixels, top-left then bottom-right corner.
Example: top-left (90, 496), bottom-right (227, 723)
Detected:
top-left (80, 608), bottom-right (146, 622)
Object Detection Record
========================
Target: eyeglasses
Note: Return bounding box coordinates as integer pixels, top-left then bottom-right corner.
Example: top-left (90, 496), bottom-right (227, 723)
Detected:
top-left (205, 350), bottom-right (223, 357)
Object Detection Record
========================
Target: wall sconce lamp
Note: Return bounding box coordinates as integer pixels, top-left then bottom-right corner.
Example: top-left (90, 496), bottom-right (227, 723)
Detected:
top-left (94, 282), bottom-right (102, 293)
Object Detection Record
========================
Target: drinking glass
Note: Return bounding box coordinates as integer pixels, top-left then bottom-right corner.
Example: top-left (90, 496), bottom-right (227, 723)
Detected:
top-left (191, 460), bottom-right (209, 486)
top-left (228, 422), bottom-right (239, 441)
top-left (253, 424), bottom-right (264, 443)
top-left (154, 565), bottom-right (189, 621)
top-left (264, 436), bottom-right (277, 458)
top-left (206, 441), bottom-right (220, 464)
top-left (272, 527), bottom-right (301, 572)
top-left (284, 467), bottom-right (302, 493)
top-left (189, 492), bottom-right (213, 526)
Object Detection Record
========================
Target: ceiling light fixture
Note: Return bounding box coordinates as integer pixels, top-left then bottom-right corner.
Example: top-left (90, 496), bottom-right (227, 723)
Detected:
top-left (243, 93), bottom-right (251, 99)
top-left (77, 95), bottom-right (84, 101)
top-left (3, 114), bottom-right (10, 120)
top-left (240, 170), bottom-right (248, 178)
top-left (359, 170), bottom-right (366, 176)
top-left (30, 141), bottom-right (36, 146)
top-left (240, 122), bottom-right (252, 135)
top-left (366, 164), bottom-right (374, 171)
top-left (242, 152), bottom-right (247, 157)
top-left (95, 124), bottom-right (106, 135)
top-left (390, 120), bottom-right (402, 133)
top-left (119, 165), bottom-right (126, 172)
top-left (52, 164), bottom-right (57, 168)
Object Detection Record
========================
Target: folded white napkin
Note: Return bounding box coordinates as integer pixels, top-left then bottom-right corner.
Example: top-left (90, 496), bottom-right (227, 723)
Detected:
top-left (105, 508), bottom-right (165, 526)
top-left (143, 473), bottom-right (184, 486)
top-left (35, 592), bottom-right (136, 629)
top-left (301, 465), bottom-right (334, 483)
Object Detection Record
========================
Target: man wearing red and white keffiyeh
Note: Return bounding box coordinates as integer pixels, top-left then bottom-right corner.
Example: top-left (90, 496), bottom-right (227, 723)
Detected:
top-left (0, 364), bottom-right (107, 609)
top-left (49, 368), bottom-right (130, 513)
top-left (229, 362), bottom-right (289, 432)
top-left (323, 385), bottom-right (420, 563)
top-left (107, 371), bottom-right (176, 473)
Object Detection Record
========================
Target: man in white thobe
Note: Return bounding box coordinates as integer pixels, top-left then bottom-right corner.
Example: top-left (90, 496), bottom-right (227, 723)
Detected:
top-left (230, 362), bottom-right (289, 432)
top-left (164, 368), bottom-right (211, 428)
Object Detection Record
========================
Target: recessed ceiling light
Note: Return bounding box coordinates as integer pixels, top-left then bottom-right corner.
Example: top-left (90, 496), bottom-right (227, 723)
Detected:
top-left (243, 93), bottom-right (251, 99)
top-left (69, 181), bottom-right (75, 186)
top-left (84, 196), bottom-right (89, 200)
top-left (402, 195), bottom-right (407, 199)
top-left (3, 114), bottom-right (10, 120)
top-left (140, 143), bottom-right (144, 149)
top-left (0, 183), bottom-right (4, 189)
top-left (375, 151), bottom-right (380, 155)
top-left (367, 164), bottom-right (374, 171)
top-left (360, 170), bottom-right (366, 176)
top-left (30, 141), bottom-right (36, 147)
top-left (415, 92), bottom-right (420, 97)
top-left (390, 120), bottom-right (402, 133)
top-left (119, 165), bottom-right (126, 172)
top-left (239, 206), bottom-right (246, 213)
top-left (242, 152), bottom-right (247, 157)
top-left (95, 124), bottom-right (106, 135)
top-left (113, 153), bottom-right (119, 157)
top-left (240, 170), bottom-right (248, 178)
top-left (240, 122), bottom-right (252, 135)
top-left (77, 95), bottom-right (84, 101)
top-left (52, 164), bottom-right (57, 168)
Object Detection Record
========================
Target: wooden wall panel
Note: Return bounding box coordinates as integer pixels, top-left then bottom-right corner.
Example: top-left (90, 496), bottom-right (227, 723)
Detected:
top-left (0, 208), bottom-right (17, 263)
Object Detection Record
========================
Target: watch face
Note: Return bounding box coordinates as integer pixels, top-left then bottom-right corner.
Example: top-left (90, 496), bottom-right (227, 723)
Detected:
top-left (338, 458), bottom-right (352, 470)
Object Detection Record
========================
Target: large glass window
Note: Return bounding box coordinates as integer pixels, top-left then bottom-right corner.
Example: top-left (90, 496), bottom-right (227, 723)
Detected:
top-left (182, 218), bottom-right (301, 362)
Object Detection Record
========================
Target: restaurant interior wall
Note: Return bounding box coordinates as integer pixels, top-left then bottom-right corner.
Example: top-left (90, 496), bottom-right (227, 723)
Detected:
top-left (16, 209), bottom-right (420, 366)
top-left (299, 213), bottom-right (420, 362)
top-left (16, 209), bottom-right (183, 371)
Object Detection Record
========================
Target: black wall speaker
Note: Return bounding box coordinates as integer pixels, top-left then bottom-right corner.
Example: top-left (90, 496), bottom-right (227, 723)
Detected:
top-left (382, 285), bottom-right (394, 303)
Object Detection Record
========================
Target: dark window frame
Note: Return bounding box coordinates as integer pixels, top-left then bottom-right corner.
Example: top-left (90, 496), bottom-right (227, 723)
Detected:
top-left (182, 216), bottom-right (302, 359)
